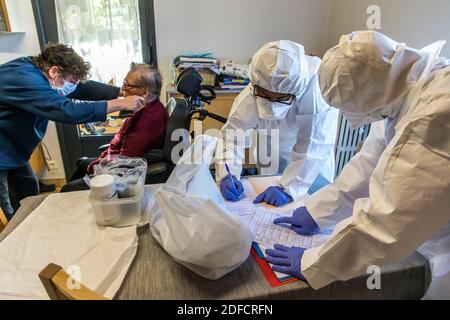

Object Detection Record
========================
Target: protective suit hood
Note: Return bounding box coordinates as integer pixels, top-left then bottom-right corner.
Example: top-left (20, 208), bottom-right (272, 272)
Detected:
top-left (319, 30), bottom-right (446, 126)
top-left (249, 40), bottom-right (310, 120)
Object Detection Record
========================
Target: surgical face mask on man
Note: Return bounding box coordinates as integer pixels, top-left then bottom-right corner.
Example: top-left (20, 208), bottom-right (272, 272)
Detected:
top-left (47, 68), bottom-right (79, 96)
top-left (55, 80), bottom-right (79, 96)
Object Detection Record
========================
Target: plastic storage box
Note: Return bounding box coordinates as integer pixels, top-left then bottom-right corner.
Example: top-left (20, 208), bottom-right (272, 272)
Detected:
top-left (90, 176), bottom-right (146, 227)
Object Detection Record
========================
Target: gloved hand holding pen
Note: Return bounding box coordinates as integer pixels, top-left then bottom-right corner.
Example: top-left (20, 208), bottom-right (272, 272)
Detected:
top-left (220, 164), bottom-right (244, 202)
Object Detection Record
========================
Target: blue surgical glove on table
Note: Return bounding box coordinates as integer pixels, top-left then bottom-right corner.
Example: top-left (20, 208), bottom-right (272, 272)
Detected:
top-left (253, 186), bottom-right (293, 207)
top-left (265, 245), bottom-right (306, 280)
top-left (220, 175), bottom-right (244, 201)
top-left (273, 206), bottom-right (320, 235)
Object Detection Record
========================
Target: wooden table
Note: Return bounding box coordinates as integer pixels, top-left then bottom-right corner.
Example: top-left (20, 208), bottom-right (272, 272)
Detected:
top-left (0, 195), bottom-right (431, 300)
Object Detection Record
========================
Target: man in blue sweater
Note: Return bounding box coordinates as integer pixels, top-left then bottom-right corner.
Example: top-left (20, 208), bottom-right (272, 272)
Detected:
top-left (0, 43), bottom-right (144, 219)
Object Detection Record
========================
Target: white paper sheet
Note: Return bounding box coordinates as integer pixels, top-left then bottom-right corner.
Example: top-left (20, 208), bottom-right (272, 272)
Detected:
top-left (0, 191), bottom-right (138, 300)
top-left (249, 207), bottom-right (332, 249)
top-left (250, 207), bottom-right (333, 279)
top-left (224, 180), bottom-right (259, 227)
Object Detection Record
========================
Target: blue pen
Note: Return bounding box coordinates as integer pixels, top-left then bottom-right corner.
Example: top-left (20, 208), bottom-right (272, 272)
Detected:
top-left (225, 163), bottom-right (239, 196)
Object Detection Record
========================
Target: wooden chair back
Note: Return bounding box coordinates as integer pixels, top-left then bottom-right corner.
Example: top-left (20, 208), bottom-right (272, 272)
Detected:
top-left (39, 263), bottom-right (108, 300)
top-left (0, 207), bottom-right (8, 233)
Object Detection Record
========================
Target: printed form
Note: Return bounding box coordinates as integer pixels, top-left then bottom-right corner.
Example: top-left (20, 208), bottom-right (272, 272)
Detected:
top-left (249, 207), bottom-right (334, 280)
top-left (221, 176), bottom-right (335, 280)
top-left (224, 180), bottom-right (259, 227)
top-left (249, 207), bottom-right (332, 249)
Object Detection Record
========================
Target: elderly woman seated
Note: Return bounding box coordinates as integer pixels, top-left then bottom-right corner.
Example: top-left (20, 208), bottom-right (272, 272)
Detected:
top-left (61, 64), bottom-right (168, 192)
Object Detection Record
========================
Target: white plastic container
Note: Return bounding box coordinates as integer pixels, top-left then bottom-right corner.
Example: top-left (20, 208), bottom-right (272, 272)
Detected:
top-left (90, 176), bottom-right (145, 227)
top-left (90, 174), bottom-right (117, 200)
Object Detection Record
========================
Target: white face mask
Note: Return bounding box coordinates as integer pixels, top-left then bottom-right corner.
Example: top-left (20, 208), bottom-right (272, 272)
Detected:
top-left (255, 97), bottom-right (294, 121)
top-left (53, 80), bottom-right (78, 96)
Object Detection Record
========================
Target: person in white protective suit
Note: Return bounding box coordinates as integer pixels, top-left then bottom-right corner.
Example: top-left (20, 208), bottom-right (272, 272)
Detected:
top-left (265, 30), bottom-right (450, 299)
top-left (215, 40), bottom-right (339, 206)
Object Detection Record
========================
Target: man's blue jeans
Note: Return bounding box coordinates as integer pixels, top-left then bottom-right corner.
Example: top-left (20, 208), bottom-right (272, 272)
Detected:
top-left (0, 163), bottom-right (39, 219)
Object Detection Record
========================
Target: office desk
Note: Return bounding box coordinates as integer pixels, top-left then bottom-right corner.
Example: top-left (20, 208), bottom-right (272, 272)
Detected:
top-left (0, 194), bottom-right (431, 300)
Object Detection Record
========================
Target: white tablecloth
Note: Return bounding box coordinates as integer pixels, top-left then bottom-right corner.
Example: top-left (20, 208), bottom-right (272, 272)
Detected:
top-left (0, 190), bottom-right (140, 299)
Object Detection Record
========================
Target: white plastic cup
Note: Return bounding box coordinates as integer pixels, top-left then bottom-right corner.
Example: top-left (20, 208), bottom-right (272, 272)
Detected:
top-left (90, 174), bottom-right (117, 200)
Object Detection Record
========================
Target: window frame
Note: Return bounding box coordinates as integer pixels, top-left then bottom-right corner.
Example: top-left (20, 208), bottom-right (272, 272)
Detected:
top-left (31, 0), bottom-right (157, 65)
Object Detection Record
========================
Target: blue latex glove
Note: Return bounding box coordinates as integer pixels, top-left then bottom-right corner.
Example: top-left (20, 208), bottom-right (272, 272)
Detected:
top-left (253, 186), bottom-right (293, 207)
top-left (273, 206), bottom-right (320, 235)
top-left (220, 175), bottom-right (244, 201)
top-left (265, 244), bottom-right (306, 280)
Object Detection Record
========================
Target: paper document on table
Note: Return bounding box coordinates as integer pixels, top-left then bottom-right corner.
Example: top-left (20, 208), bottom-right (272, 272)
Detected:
top-left (249, 207), bottom-right (332, 249)
top-left (224, 180), bottom-right (258, 227)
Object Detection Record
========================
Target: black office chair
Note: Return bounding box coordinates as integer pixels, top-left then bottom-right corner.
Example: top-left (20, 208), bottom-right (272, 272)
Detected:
top-left (142, 97), bottom-right (190, 184)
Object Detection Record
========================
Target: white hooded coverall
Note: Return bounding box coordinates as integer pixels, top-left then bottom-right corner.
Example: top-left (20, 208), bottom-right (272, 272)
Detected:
top-left (301, 31), bottom-right (450, 299)
top-left (215, 40), bottom-right (339, 200)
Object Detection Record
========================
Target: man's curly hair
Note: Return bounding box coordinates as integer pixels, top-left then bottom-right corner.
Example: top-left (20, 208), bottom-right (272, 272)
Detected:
top-left (32, 43), bottom-right (91, 80)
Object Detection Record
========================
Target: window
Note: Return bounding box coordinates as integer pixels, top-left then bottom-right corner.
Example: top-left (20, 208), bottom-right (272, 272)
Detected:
top-left (55, 0), bottom-right (143, 84)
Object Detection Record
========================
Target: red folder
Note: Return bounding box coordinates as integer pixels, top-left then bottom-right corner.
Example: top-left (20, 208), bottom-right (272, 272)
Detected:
top-left (250, 248), bottom-right (299, 287)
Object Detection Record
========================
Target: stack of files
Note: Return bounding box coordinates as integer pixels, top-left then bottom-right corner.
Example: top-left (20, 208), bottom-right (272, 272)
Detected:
top-left (173, 55), bottom-right (220, 75)
top-left (218, 60), bottom-right (250, 91)
top-left (220, 76), bottom-right (250, 90)
top-left (174, 55), bottom-right (218, 64)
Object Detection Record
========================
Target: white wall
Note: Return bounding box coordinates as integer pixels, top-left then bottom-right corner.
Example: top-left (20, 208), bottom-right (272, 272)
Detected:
top-left (0, 0), bottom-right (41, 64)
top-left (0, 0), bottom-right (66, 180)
top-left (327, 0), bottom-right (450, 57)
top-left (154, 0), bottom-right (333, 100)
